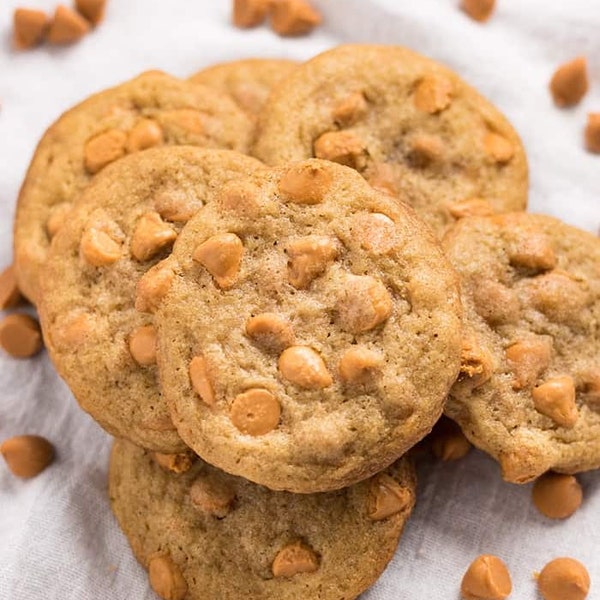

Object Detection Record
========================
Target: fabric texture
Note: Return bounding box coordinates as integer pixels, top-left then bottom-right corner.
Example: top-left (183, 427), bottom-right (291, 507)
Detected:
top-left (0, 0), bottom-right (598, 598)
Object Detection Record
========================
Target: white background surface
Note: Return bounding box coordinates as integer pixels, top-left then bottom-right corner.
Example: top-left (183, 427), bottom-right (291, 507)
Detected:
top-left (0, 1), bottom-right (599, 598)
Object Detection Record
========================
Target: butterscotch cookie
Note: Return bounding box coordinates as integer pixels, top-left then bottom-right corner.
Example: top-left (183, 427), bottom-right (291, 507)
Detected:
top-left (142, 159), bottom-right (462, 492)
top-left (189, 58), bottom-right (297, 118)
top-left (38, 147), bottom-right (265, 452)
top-left (444, 213), bottom-right (600, 483)
top-left (14, 70), bottom-right (253, 304)
top-left (109, 438), bottom-right (416, 600)
top-left (252, 44), bottom-right (528, 235)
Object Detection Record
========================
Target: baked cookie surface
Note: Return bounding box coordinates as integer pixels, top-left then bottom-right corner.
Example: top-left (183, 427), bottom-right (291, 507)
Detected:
top-left (146, 159), bottom-right (462, 492)
top-left (14, 70), bottom-right (253, 304)
top-left (444, 213), bottom-right (600, 482)
top-left (39, 147), bottom-right (265, 452)
top-left (189, 58), bottom-right (297, 117)
top-left (109, 438), bottom-right (416, 600)
top-left (252, 44), bottom-right (528, 236)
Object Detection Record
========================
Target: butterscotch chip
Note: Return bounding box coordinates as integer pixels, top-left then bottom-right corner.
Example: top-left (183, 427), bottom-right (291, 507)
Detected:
top-left (193, 233), bottom-right (244, 289)
top-left (84, 129), bottom-right (127, 174)
top-left (47, 5), bottom-right (90, 45)
top-left (279, 346), bottom-right (332, 389)
top-left (253, 45), bottom-right (528, 237)
top-left (189, 356), bottom-right (215, 406)
top-left (532, 376), bottom-right (578, 428)
top-left (232, 0), bottom-right (270, 27)
top-left (14, 71), bottom-right (253, 306)
top-left (431, 418), bottom-right (472, 461)
top-left (127, 119), bottom-right (164, 153)
top-left (550, 57), bottom-right (589, 108)
top-left (38, 147), bottom-right (262, 454)
top-left (459, 337), bottom-right (493, 388)
top-left (46, 202), bottom-right (72, 239)
top-left (153, 188), bottom-right (203, 223)
top-left (278, 163), bottom-right (333, 204)
top-left (269, 0), bottom-right (322, 36)
top-left (0, 314), bottom-right (43, 358)
top-left (131, 212), bottom-right (177, 262)
top-left (0, 265), bottom-right (23, 310)
top-left (153, 159), bottom-right (461, 493)
top-left (109, 439), bottom-right (417, 599)
top-left (13, 8), bottom-right (48, 50)
top-left (80, 226), bottom-right (122, 266)
top-left (153, 452), bottom-right (194, 474)
top-left (444, 213), bottom-right (600, 482)
top-left (532, 473), bottom-right (582, 519)
top-left (1, 435), bottom-right (54, 478)
top-left (230, 388), bottom-right (281, 435)
top-left (584, 113), bottom-right (600, 154)
top-left (190, 473), bottom-right (235, 517)
top-left (148, 555), bottom-right (188, 600)
top-left (216, 180), bottom-right (261, 216)
top-left (538, 558), bottom-right (590, 600)
top-left (272, 542), bottom-right (320, 577)
top-left (447, 198), bottom-right (495, 220)
top-left (162, 109), bottom-right (205, 135)
top-left (129, 325), bottom-right (157, 366)
top-left (461, 0), bottom-right (495, 22)
top-left (367, 473), bottom-right (414, 520)
top-left (461, 555), bottom-right (512, 600)
top-left (75, 0), bottom-right (106, 25)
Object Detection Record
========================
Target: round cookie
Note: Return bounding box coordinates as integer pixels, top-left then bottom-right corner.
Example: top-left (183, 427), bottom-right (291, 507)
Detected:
top-left (444, 213), bottom-right (600, 483)
top-left (14, 70), bottom-right (254, 304)
top-left (252, 44), bottom-right (528, 236)
top-left (189, 58), bottom-right (298, 118)
top-left (143, 159), bottom-right (462, 492)
top-left (109, 438), bottom-right (417, 600)
top-left (38, 147), bottom-right (266, 452)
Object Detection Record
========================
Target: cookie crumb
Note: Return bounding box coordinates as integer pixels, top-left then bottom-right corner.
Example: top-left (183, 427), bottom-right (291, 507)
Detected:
top-left (549, 57), bottom-right (589, 108)
top-left (13, 8), bottom-right (48, 50)
top-left (537, 558), bottom-right (590, 600)
top-left (584, 113), bottom-right (600, 154)
top-left (461, 555), bottom-right (512, 600)
top-left (1, 435), bottom-right (54, 478)
top-left (47, 4), bottom-right (90, 45)
top-left (460, 0), bottom-right (495, 22)
top-left (269, 0), bottom-right (322, 36)
top-left (532, 472), bottom-right (582, 519)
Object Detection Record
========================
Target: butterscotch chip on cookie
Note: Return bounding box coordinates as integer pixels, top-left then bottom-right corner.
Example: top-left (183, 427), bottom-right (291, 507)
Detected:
top-left (109, 438), bottom-right (416, 600)
top-left (14, 70), bottom-right (253, 304)
top-left (444, 213), bottom-right (600, 483)
top-left (253, 44), bottom-right (528, 236)
top-left (38, 147), bottom-right (265, 452)
top-left (148, 159), bottom-right (462, 492)
top-left (189, 58), bottom-right (297, 118)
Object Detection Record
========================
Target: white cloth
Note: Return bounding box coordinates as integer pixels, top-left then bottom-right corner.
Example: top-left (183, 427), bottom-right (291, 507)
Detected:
top-left (0, 1), bottom-right (598, 598)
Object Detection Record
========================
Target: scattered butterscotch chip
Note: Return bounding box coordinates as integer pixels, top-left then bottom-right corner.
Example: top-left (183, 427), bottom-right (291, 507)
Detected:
top-left (461, 555), bottom-right (512, 600)
top-left (233, 0), bottom-right (271, 27)
top-left (0, 435), bottom-right (54, 478)
top-left (336, 275), bottom-right (393, 333)
top-left (584, 113), bottom-right (600, 154)
top-left (126, 119), bottom-right (164, 153)
top-left (532, 473), bottom-right (582, 519)
top-left (46, 202), bottom-right (72, 238)
top-left (245, 313), bottom-right (295, 353)
top-left (75, 0), bottom-right (107, 26)
top-left (189, 356), bottom-right (215, 406)
top-left (549, 57), bottom-right (589, 108)
top-left (193, 233), bottom-right (244, 289)
top-left (13, 8), bottom-right (48, 50)
top-left (431, 418), bottom-right (472, 461)
top-left (484, 132), bottom-right (514, 164)
top-left (130, 212), bottom-right (177, 262)
top-left (80, 226), bottom-right (121, 266)
top-left (278, 162), bottom-right (332, 204)
top-left (0, 313), bottom-right (43, 358)
top-left (532, 375), bottom-right (578, 428)
top-left (0, 265), bottom-right (23, 310)
top-left (414, 75), bottom-right (453, 114)
top-left (459, 337), bottom-right (493, 388)
top-left (47, 4), bottom-right (90, 45)
top-left (313, 130), bottom-right (367, 170)
top-left (278, 345), bottom-right (332, 389)
top-left (447, 198), bottom-right (495, 220)
top-left (190, 473), bottom-right (235, 517)
top-left (505, 338), bottom-right (552, 390)
top-left (272, 542), bottom-right (319, 577)
top-left (286, 236), bottom-right (338, 289)
top-left (135, 261), bottom-right (175, 313)
top-left (461, 0), bottom-right (495, 22)
top-left (338, 346), bottom-right (382, 385)
top-left (269, 0), bottom-right (322, 36)
top-left (84, 129), bottom-right (127, 174)
top-left (367, 473), bottom-right (413, 520)
top-left (537, 558), bottom-right (590, 600)
top-left (153, 452), bottom-right (194, 474)
top-left (148, 554), bottom-right (188, 600)
top-left (230, 388), bottom-right (280, 435)
top-left (128, 325), bottom-right (157, 366)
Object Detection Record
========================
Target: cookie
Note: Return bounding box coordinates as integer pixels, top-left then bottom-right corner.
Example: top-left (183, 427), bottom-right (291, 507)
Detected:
top-left (38, 147), bottom-right (265, 452)
top-left (252, 44), bottom-right (528, 235)
top-left (143, 159), bottom-right (462, 492)
top-left (443, 213), bottom-right (600, 483)
top-left (14, 70), bottom-right (254, 304)
top-left (189, 58), bottom-right (297, 118)
top-left (109, 438), bottom-right (417, 600)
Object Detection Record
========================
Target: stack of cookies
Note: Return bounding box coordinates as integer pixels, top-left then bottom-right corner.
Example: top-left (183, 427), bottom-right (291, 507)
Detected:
top-left (10, 45), bottom-right (600, 599)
